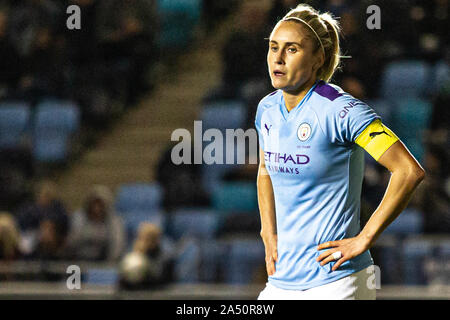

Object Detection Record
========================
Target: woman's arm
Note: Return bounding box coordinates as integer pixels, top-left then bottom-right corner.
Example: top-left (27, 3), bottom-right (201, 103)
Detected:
top-left (358, 140), bottom-right (425, 245)
top-left (257, 147), bottom-right (278, 276)
top-left (317, 140), bottom-right (425, 271)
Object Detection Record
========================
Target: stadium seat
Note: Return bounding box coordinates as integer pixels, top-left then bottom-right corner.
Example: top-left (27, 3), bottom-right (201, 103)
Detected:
top-left (168, 208), bottom-right (220, 240)
top-left (222, 238), bottom-right (265, 284)
top-left (85, 268), bottom-right (118, 285)
top-left (430, 60), bottom-right (449, 94)
top-left (172, 237), bottom-right (226, 284)
top-left (199, 240), bottom-right (226, 283)
top-left (392, 98), bottom-right (431, 131)
top-left (437, 238), bottom-right (450, 258)
top-left (201, 141), bottom-right (248, 196)
top-left (424, 238), bottom-right (450, 285)
top-left (115, 183), bottom-right (163, 213)
top-left (32, 100), bottom-right (80, 162)
top-left (391, 98), bottom-right (431, 162)
top-left (384, 208), bottom-right (424, 235)
top-left (173, 238), bottom-right (201, 283)
top-left (125, 211), bottom-right (166, 230)
top-left (211, 182), bottom-right (258, 213)
top-left (201, 162), bottom-right (240, 197)
top-left (199, 101), bottom-right (249, 195)
top-left (401, 236), bottom-right (433, 285)
top-left (157, 0), bottom-right (202, 49)
top-left (0, 102), bottom-right (30, 149)
top-left (200, 100), bottom-right (246, 132)
top-left (380, 60), bottom-right (430, 99)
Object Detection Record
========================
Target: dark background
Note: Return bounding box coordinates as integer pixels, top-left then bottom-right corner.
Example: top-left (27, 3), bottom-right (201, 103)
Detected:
top-left (0, 0), bottom-right (448, 298)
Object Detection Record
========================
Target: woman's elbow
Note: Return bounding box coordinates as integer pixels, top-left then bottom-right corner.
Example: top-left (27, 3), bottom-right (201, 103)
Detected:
top-left (408, 165), bottom-right (426, 185)
top-left (394, 162), bottom-right (426, 186)
top-left (416, 167), bottom-right (426, 182)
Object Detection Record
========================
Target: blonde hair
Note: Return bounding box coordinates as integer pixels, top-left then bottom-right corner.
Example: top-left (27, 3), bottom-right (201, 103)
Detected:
top-left (281, 4), bottom-right (341, 82)
top-left (0, 212), bottom-right (20, 259)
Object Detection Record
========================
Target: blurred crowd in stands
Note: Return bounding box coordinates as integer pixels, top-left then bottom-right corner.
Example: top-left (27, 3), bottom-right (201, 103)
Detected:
top-left (0, 0), bottom-right (448, 290)
top-left (160, 0), bottom-right (449, 232)
top-left (156, 0), bottom-right (449, 287)
top-left (0, 0), bottom-right (159, 119)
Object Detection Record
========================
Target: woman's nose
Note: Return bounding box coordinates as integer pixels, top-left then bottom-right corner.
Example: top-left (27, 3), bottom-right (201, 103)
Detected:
top-left (274, 51), bottom-right (285, 64)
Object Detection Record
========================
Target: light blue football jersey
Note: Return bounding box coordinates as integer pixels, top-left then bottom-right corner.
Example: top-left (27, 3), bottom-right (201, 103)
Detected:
top-left (255, 80), bottom-right (379, 290)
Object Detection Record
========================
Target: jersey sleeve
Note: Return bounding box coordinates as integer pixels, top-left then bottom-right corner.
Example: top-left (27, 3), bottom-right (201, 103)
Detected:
top-left (328, 96), bottom-right (382, 145)
top-left (254, 102), bottom-right (265, 150)
top-left (355, 119), bottom-right (399, 161)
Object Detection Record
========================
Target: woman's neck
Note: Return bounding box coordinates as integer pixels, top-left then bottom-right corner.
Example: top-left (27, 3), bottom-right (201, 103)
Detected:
top-left (282, 78), bottom-right (318, 112)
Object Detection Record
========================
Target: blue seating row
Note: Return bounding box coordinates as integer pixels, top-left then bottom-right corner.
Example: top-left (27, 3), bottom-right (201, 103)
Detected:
top-left (380, 59), bottom-right (449, 99)
top-left (0, 99), bottom-right (80, 163)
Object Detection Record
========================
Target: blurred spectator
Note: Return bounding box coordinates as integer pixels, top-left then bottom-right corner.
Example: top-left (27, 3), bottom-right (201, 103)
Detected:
top-left (119, 222), bottom-right (174, 289)
top-left (64, 0), bottom-right (122, 126)
top-left (223, 2), bottom-right (268, 88)
top-left (31, 216), bottom-right (67, 260)
top-left (97, 0), bottom-right (159, 104)
top-left (205, 1), bottom-right (269, 101)
top-left (429, 86), bottom-right (450, 148)
top-left (0, 212), bottom-right (21, 261)
top-left (15, 180), bottom-right (69, 259)
top-left (0, 148), bottom-right (34, 212)
top-left (65, 0), bottom-right (101, 67)
top-left (156, 143), bottom-right (210, 212)
top-left (202, 0), bottom-right (237, 32)
top-left (409, 0), bottom-right (448, 61)
top-left (6, 1), bottom-right (66, 103)
top-left (340, 75), bottom-right (367, 100)
top-left (15, 25), bottom-right (67, 104)
top-left (331, 7), bottom-right (385, 98)
top-left (0, 7), bottom-right (21, 99)
top-left (66, 185), bottom-right (126, 261)
top-left (7, 0), bottom-right (63, 57)
top-left (411, 144), bottom-right (450, 233)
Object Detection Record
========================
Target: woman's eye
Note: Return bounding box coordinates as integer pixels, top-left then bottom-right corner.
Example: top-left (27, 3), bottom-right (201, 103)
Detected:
top-left (270, 46), bottom-right (278, 52)
top-left (288, 47), bottom-right (297, 53)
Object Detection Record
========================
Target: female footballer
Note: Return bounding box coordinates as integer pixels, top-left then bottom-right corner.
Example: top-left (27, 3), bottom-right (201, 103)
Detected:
top-left (255, 4), bottom-right (425, 299)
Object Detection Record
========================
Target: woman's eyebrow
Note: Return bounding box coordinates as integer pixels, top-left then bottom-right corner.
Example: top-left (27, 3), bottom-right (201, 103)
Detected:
top-left (268, 39), bottom-right (303, 46)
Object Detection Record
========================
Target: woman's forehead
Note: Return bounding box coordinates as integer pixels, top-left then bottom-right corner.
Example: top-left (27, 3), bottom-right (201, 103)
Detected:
top-left (269, 20), bottom-right (312, 43)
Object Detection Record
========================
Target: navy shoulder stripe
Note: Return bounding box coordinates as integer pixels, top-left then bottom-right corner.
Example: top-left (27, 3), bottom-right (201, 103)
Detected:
top-left (314, 80), bottom-right (342, 101)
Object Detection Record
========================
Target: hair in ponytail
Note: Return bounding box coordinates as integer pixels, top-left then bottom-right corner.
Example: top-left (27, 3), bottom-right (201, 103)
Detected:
top-left (281, 4), bottom-right (342, 82)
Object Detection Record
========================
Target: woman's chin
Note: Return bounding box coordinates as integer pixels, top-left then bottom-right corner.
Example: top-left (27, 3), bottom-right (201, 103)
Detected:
top-left (271, 79), bottom-right (288, 90)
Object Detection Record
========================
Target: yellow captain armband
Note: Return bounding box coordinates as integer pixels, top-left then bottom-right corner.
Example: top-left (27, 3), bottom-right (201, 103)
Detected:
top-left (355, 119), bottom-right (399, 161)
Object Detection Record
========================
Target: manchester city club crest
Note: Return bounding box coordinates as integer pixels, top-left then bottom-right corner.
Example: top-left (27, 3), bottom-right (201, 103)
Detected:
top-left (297, 123), bottom-right (311, 141)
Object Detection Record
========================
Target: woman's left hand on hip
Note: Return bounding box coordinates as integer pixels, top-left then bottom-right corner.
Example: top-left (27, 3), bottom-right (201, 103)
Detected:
top-left (316, 236), bottom-right (371, 271)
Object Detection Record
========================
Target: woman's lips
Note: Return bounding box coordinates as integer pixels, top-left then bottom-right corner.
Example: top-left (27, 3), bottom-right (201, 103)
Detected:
top-left (273, 70), bottom-right (286, 77)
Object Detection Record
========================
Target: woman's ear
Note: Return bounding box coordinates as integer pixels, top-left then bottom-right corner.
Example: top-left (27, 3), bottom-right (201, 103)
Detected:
top-left (313, 52), bottom-right (325, 72)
